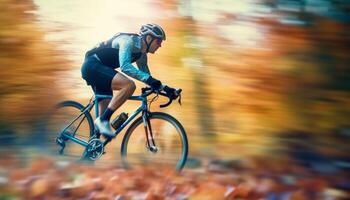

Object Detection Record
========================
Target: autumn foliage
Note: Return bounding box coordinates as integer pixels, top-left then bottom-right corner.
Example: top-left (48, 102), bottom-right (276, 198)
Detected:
top-left (0, 155), bottom-right (349, 200)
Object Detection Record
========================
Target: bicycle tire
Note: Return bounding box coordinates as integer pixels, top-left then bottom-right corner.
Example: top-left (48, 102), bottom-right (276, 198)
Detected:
top-left (121, 112), bottom-right (188, 171)
top-left (43, 100), bottom-right (94, 159)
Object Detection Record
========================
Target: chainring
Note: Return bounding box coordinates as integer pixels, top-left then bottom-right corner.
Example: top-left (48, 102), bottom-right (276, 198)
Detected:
top-left (85, 138), bottom-right (104, 160)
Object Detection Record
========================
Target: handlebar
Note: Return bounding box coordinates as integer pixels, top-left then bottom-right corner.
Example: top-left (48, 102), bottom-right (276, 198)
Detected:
top-left (160, 88), bottom-right (182, 108)
top-left (141, 86), bottom-right (182, 108)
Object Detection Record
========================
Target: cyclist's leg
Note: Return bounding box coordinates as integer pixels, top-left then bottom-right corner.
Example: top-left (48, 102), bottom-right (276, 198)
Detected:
top-left (108, 73), bottom-right (136, 111)
top-left (98, 99), bottom-right (111, 116)
top-left (94, 73), bottom-right (135, 135)
top-left (82, 56), bottom-right (116, 118)
top-left (81, 56), bottom-right (135, 135)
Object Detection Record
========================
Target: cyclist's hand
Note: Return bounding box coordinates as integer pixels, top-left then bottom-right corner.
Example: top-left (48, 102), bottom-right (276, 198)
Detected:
top-left (163, 86), bottom-right (177, 100)
top-left (146, 76), bottom-right (162, 90)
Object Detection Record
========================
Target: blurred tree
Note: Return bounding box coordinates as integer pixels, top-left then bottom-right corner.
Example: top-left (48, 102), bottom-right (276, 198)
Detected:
top-left (178, 0), bottom-right (217, 142)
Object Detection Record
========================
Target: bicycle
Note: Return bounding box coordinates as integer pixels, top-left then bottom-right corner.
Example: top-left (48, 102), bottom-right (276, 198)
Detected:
top-left (44, 87), bottom-right (188, 171)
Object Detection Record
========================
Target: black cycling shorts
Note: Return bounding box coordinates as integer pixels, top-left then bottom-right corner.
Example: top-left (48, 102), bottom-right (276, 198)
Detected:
top-left (81, 55), bottom-right (117, 95)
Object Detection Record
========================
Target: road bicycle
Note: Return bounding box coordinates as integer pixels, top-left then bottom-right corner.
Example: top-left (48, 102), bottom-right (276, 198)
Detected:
top-left (44, 87), bottom-right (188, 171)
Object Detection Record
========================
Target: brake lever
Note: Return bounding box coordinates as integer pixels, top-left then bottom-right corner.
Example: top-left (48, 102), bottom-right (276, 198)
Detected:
top-left (175, 89), bottom-right (182, 105)
top-left (178, 94), bottom-right (182, 105)
top-left (158, 88), bottom-right (182, 108)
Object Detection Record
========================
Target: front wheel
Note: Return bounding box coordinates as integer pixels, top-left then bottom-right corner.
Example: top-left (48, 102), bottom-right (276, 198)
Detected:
top-left (121, 112), bottom-right (188, 171)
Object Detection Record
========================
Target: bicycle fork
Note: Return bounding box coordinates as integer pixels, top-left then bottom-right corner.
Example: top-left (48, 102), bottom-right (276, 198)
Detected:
top-left (142, 112), bottom-right (158, 153)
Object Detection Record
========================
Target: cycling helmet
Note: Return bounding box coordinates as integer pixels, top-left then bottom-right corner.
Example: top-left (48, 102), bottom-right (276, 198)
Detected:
top-left (140, 23), bottom-right (166, 41)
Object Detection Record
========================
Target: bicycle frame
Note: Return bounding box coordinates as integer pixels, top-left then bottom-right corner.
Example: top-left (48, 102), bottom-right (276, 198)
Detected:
top-left (94, 94), bottom-right (148, 135)
top-left (60, 93), bottom-right (149, 148)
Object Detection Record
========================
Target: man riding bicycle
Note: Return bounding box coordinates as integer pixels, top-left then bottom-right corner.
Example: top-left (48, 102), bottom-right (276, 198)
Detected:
top-left (81, 23), bottom-right (177, 137)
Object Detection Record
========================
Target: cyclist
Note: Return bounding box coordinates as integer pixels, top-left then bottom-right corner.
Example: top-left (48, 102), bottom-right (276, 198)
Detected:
top-left (81, 23), bottom-right (177, 137)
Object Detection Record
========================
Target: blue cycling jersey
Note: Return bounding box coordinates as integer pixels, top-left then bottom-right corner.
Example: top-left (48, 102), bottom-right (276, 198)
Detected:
top-left (86, 33), bottom-right (151, 82)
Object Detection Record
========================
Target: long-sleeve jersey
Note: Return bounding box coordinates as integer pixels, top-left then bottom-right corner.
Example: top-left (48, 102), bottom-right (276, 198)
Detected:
top-left (85, 33), bottom-right (151, 82)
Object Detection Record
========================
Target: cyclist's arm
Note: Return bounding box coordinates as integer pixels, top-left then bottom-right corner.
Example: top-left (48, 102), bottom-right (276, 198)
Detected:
top-left (136, 53), bottom-right (151, 74)
top-left (114, 38), bottom-right (150, 82)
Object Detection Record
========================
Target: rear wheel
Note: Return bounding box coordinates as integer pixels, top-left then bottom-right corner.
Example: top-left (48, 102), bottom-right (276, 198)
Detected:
top-left (44, 101), bottom-right (94, 160)
top-left (121, 112), bottom-right (188, 171)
